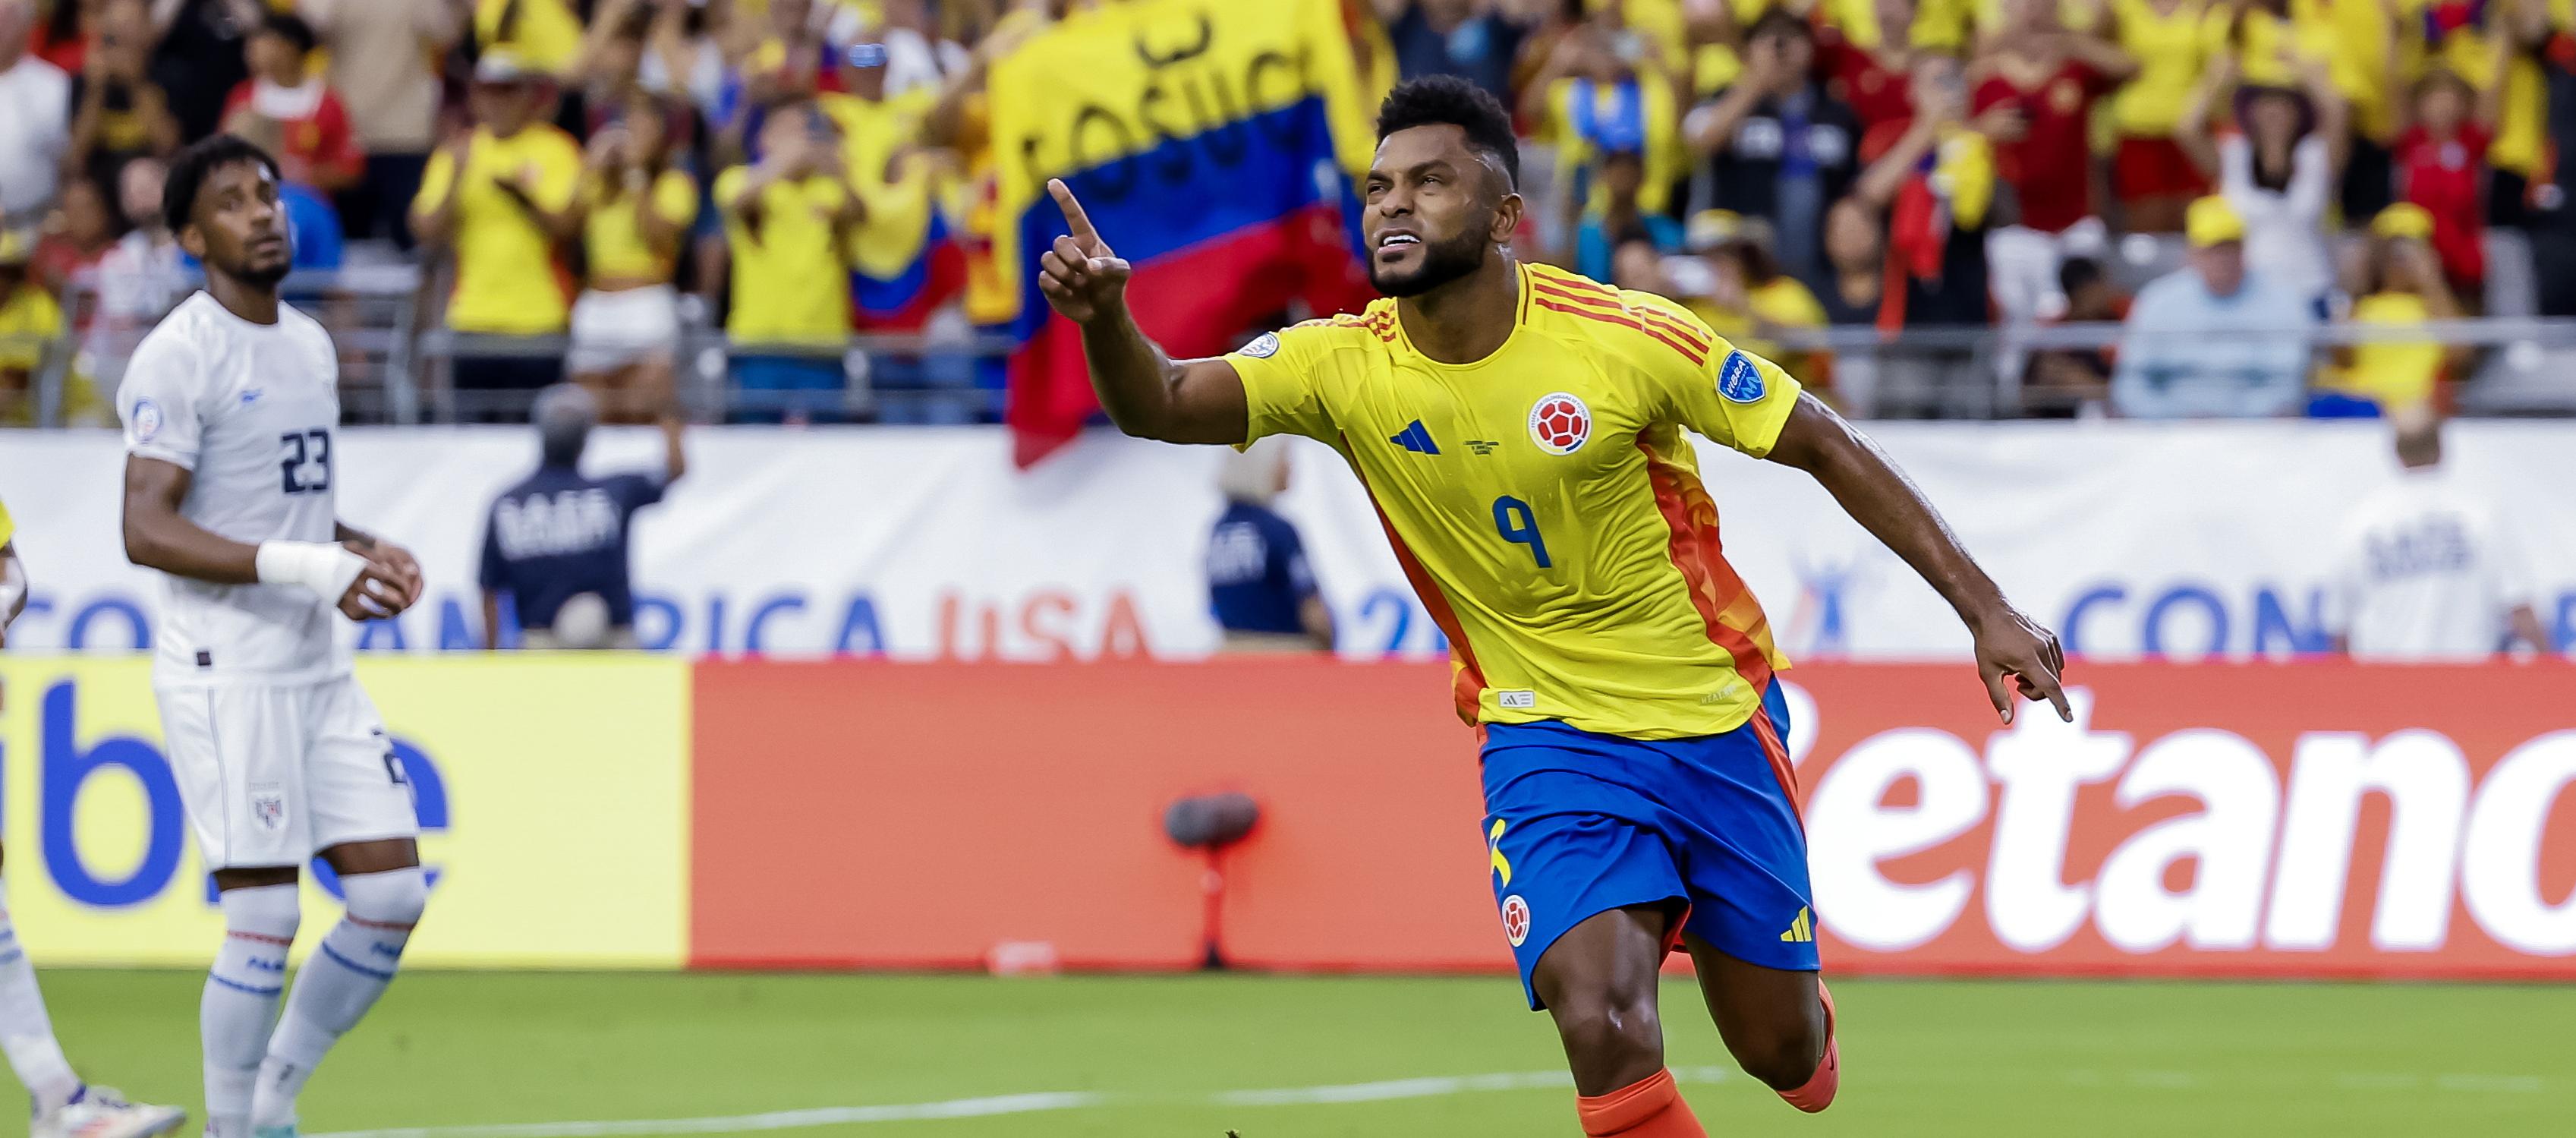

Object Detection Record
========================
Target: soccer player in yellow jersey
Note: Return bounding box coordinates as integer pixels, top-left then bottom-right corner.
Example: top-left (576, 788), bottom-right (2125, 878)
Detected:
top-left (1041, 77), bottom-right (2069, 1136)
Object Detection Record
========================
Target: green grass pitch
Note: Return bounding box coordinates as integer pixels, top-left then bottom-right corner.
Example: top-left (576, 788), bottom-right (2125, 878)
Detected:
top-left (11, 971), bottom-right (2568, 1136)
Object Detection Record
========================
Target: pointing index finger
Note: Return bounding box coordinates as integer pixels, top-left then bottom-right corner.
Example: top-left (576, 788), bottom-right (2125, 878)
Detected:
top-left (1047, 178), bottom-right (1099, 246)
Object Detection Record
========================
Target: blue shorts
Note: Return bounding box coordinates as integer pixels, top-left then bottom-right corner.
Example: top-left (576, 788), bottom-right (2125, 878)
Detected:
top-left (1481, 683), bottom-right (1816, 1010)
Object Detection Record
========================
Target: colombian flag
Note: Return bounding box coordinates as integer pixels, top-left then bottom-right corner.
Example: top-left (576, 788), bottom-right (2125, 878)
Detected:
top-left (827, 89), bottom-right (966, 331)
top-left (984, 0), bottom-right (1380, 465)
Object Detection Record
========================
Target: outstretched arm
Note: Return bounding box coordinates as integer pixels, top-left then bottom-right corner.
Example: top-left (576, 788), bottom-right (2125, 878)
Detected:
top-left (1764, 395), bottom-right (2071, 722)
top-left (1039, 179), bottom-right (1250, 445)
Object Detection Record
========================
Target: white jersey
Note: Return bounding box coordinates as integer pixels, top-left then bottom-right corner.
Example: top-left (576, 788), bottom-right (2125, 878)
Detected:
top-left (2325, 467), bottom-right (2533, 661)
top-left (117, 292), bottom-right (350, 686)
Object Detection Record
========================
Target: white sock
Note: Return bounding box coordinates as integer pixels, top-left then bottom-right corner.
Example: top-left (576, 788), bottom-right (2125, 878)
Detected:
top-left (0, 893), bottom-right (81, 1114)
top-left (251, 868), bottom-right (426, 1130)
top-left (205, 884), bottom-right (298, 1138)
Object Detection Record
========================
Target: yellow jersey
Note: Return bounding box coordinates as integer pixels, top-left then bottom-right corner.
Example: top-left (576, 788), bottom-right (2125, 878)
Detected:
top-left (711, 168), bottom-right (853, 346)
top-left (0, 493), bottom-right (12, 547)
top-left (1227, 263), bottom-right (1800, 739)
top-left (2111, 0), bottom-right (2221, 137)
top-left (583, 168), bottom-right (699, 284)
top-left (415, 125), bottom-right (584, 334)
top-left (2330, 292), bottom-right (2442, 410)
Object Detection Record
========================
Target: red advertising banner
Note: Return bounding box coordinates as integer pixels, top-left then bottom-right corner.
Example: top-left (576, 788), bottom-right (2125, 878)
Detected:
top-left (689, 660), bottom-right (2576, 979)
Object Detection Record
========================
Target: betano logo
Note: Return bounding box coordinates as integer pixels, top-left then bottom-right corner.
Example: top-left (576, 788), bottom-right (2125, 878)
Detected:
top-left (1797, 688), bottom-right (2576, 962)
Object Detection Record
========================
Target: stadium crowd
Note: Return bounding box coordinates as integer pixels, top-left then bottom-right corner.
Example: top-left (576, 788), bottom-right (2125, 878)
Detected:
top-left (1, 0), bottom-right (2571, 426)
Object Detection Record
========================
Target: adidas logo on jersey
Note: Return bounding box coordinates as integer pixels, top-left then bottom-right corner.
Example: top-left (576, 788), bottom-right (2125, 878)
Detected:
top-left (1390, 421), bottom-right (1440, 455)
top-left (1781, 906), bottom-right (1815, 943)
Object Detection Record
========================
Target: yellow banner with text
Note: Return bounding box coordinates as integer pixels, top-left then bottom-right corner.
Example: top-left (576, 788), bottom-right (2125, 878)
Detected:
top-left (0, 657), bottom-right (688, 968)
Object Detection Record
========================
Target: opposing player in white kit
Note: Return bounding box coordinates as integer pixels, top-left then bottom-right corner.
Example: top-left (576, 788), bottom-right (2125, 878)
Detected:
top-left (0, 507), bottom-right (188, 1137)
top-left (115, 136), bottom-right (431, 1138)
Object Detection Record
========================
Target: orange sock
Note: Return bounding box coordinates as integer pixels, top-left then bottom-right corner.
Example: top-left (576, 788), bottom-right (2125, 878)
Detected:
top-left (1778, 979), bottom-right (1841, 1113)
top-left (1575, 1069), bottom-right (1707, 1137)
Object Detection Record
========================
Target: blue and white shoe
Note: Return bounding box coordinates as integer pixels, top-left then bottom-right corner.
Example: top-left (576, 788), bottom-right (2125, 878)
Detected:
top-left (31, 1086), bottom-right (187, 1138)
top-left (250, 1127), bottom-right (298, 1138)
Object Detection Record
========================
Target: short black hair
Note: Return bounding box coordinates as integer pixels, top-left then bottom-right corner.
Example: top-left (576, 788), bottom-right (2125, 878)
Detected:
top-left (163, 134), bottom-right (283, 234)
top-left (1375, 75), bottom-right (1519, 191)
top-left (2058, 255), bottom-right (2107, 298)
top-left (1746, 8), bottom-right (1812, 43)
top-left (257, 11), bottom-right (318, 56)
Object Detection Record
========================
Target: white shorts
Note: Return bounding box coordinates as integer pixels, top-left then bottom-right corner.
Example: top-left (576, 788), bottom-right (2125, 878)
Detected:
top-left (567, 285), bottom-right (682, 375)
top-left (154, 676), bottom-right (420, 870)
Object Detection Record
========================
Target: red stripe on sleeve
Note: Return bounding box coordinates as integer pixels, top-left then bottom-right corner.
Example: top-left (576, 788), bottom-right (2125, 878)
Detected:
top-left (1533, 298), bottom-right (1709, 366)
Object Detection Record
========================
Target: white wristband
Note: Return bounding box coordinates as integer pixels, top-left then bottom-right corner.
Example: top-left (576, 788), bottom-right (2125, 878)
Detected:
top-left (255, 541), bottom-right (368, 605)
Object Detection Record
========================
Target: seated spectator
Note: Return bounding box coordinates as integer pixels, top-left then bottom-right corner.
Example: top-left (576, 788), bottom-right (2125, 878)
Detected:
top-left (304, 0), bottom-right (459, 248)
top-left (2112, 195), bottom-right (2318, 418)
top-left (0, 230), bottom-right (65, 424)
top-left (2106, 0), bottom-right (2219, 232)
top-left (1569, 148), bottom-right (1680, 283)
top-left (1684, 9), bottom-right (1861, 285)
top-left (0, 0), bottom-right (72, 235)
top-left (2392, 57), bottom-right (2505, 301)
top-left (715, 102), bottom-right (864, 424)
top-left (33, 175), bottom-right (116, 291)
top-left (1609, 227), bottom-right (1670, 294)
top-left (1381, 0), bottom-right (1527, 106)
top-left (1208, 438), bottom-right (1334, 654)
top-left (278, 178), bottom-right (347, 273)
top-left (93, 156), bottom-right (188, 355)
top-left (2178, 54), bottom-right (2345, 310)
top-left (411, 51), bottom-right (586, 417)
top-left (1812, 196), bottom-right (1887, 325)
top-left (1852, 54), bottom-right (1995, 330)
top-left (65, 0), bottom-right (179, 194)
top-left (2314, 203), bottom-right (2464, 416)
top-left (1970, 0), bottom-right (2135, 323)
top-left (569, 93), bottom-right (698, 424)
top-left (1680, 210), bottom-right (1828, 381)
top-left (222, 12), bottom-right (364, 195)
top-left (2024, 255), bottom-right (2129, 416)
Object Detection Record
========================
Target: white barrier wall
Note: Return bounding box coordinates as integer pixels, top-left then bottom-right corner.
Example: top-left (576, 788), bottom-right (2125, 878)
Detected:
top-left (2, 422), bottom-right (2570, 660)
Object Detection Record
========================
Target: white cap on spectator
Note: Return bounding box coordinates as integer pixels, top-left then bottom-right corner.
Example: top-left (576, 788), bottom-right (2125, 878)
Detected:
top-left (474, 49), bottom-right (537, 84)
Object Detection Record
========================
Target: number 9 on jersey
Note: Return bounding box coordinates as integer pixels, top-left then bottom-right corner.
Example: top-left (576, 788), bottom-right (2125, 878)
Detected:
top-left (1492, 496), bottom-right (1551, 569)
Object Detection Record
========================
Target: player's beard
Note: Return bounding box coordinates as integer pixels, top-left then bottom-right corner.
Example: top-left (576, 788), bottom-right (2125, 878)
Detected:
top-left (235, 257), bottom-right (293, 289)
top-left (1370, 225), bottom-right (1490, 298)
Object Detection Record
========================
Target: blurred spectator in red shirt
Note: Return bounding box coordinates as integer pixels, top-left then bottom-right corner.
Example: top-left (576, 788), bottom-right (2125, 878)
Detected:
top-left (222, 12), bottom-right (365, 194)
top-left (2392, 52), bottom-right (2506, 301)
top-left (1815, 0), bottom-right (1919, 134)
top-left (1970, 0), bottom-right (2134, 323)
top-left (32, 174), bottom-right (115, 290)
